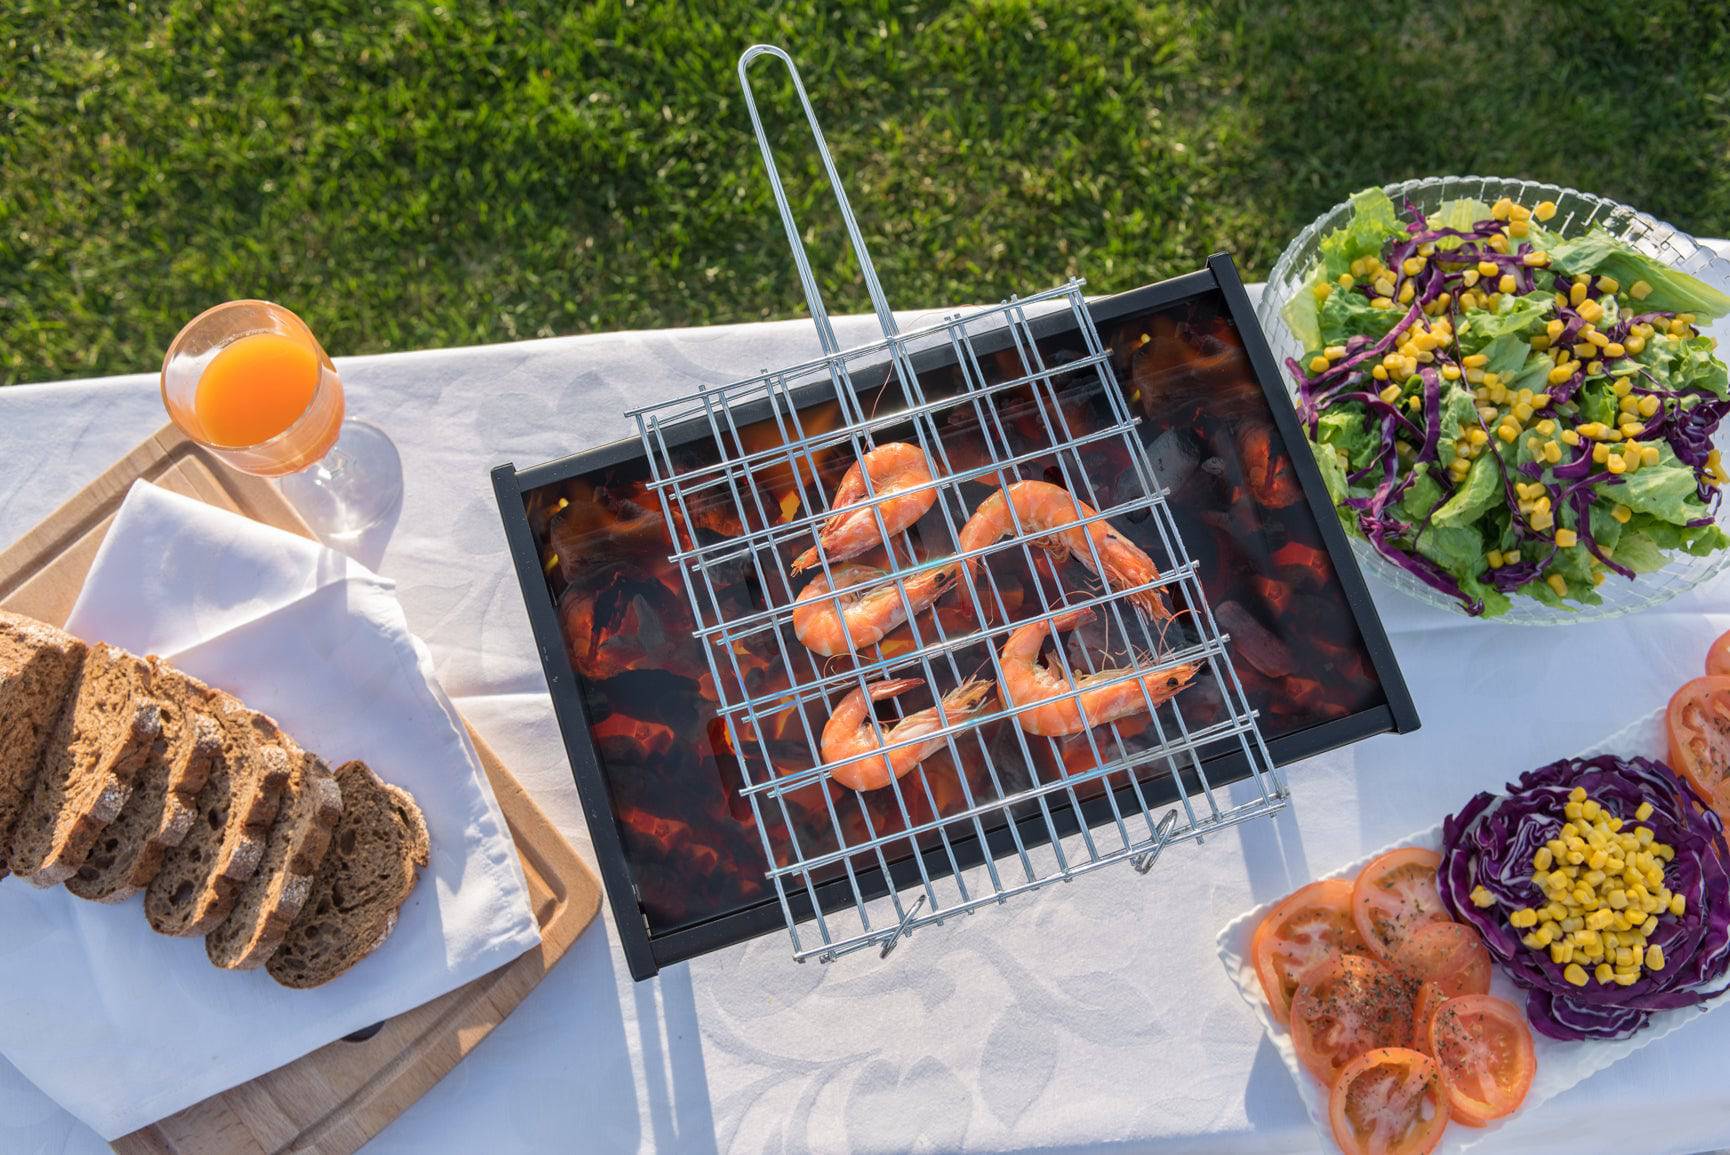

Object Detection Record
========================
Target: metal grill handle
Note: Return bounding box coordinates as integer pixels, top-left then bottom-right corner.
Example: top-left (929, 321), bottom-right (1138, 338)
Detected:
top-left (737, 44), bottom-right (902, 354)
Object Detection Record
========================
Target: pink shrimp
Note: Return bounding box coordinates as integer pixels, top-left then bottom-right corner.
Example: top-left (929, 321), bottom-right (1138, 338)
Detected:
top-left (998, 607), bottom-right (1198, 737)
top-left (791, 442), bottom-right (936, 574)
top-left (791, 561), bottom-right (955, 657)
top-left (958, 480), bottom-right (1175, 626)
top-left (821, 677), bottom-right (993, 792)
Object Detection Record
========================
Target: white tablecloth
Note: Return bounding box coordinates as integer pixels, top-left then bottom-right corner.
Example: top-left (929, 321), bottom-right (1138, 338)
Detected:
top-left (5, 266), bottom-right (1730, 1155)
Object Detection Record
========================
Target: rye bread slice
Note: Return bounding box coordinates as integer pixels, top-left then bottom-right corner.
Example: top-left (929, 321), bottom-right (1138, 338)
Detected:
top-left (206, 749), bottom-right (343, 969)
top-left (67, 660), bottom-right (225, 902)
top-left (267, 761), bottom-right (428, 989)
top-left (144, 695), bottom-right (292, 936)
top-left (7, 643), bottom-right (162, 886)
top-left (0, 612), bottom-right (86, 883)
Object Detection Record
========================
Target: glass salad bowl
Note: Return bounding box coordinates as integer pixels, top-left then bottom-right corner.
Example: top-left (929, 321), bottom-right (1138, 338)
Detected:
top-left (1257, 175), bottom-right (1730, 625)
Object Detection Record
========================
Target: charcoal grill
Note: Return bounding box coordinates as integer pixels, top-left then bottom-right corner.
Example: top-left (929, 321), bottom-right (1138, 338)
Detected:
top-left (492, 46), bottom-right (1418, 980)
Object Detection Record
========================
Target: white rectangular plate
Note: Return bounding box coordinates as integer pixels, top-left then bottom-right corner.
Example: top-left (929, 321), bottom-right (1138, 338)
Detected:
top-left (1217, 708), bottom-right (1726, 1153)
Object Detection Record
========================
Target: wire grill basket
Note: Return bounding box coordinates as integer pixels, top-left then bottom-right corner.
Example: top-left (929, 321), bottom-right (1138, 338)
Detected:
top-left (626, 45), bottom-right (1286, 963)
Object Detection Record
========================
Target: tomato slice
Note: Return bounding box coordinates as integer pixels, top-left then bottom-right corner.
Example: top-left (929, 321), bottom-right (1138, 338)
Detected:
top-left (1290, 954), bottom-right (1419, 1086)
top-left (1707, 629), bottom-right (1730, 677)
top-left (1410, 981), bottom-right (1448, 1054)
top-left (1392, 920), bottom-right (1493, 998)
top-left (1352, 847), bottom-right (1449, 960)
top-left (1251, 879), bottom-right (1367, 1025)
top-left (1427, 994), bottom-right (1536, 1126)
top-left (1666, 676), bottom-right (1730, 822)
top-left (1328, 1047), bottom-right (1450, 1155)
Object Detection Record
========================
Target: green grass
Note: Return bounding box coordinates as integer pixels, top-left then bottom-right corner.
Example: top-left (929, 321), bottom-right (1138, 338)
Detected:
top-left (4, 1), bottom-right (1729, 384)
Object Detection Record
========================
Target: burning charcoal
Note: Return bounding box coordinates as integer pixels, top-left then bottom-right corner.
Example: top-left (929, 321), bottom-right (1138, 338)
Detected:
top-left (1144, 427), bottom-right (1201, 497)
top-left (1213, 601), bottom-right (1297, 680)
top-left (1236, 423), bottom-right (1303, 510)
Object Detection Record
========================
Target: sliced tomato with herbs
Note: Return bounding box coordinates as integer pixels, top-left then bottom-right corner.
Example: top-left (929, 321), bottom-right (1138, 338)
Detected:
top-left (1328, 1047), bottom-right (1450, 1155)
top-left (1290, 953), bottom-right (1419, 1086)
top-left (1707, 629), bottom-right (1730, 677)
top-left (1410, 981), bottom-right (1448, 1054)
top-left (1427, 995), bottom-right (1536, 1126)
top-left (1352, 847), bottom-right (1449, 960)
top-left (1666, 676), bottom-right (1730, 821)
top-left (1393, 920), bottom-right (1493, 999)
top-left (1251, 879), bottom-right (1367, 1025)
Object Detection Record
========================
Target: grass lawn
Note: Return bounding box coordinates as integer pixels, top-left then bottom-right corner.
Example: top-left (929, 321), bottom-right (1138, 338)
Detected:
top-left (4, 0), bottom-right (1729, 384)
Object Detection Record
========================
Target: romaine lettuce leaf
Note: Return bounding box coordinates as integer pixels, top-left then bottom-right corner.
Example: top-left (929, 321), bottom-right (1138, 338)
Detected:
top-left (1317, 287), bottom-right (1403, 347)
top-left (1315, 405), bottom-right (1380, 471)
top-left (1431, 455), bottom-right (1501, 528)
top-left (1435, 385), bottom-right (1482, 463)
top-left (1613, 443), bottom-right (1708, 524)
top-left (1546, 229), bottom-right (1730, 319)
top-left (1281, 289), bottom-right (1322, 354)
top-left (1431, 199), bottom-right (1492, 250)
top-left (1456, 292), bottom-right (1554, 353)
top-left (1319, 188), bottom-right (1404, 281)
top-left (1413, 520), bottom-right (1484, 575)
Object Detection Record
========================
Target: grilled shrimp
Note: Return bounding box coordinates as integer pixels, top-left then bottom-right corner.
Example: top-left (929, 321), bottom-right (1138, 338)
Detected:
top-left (999, 607), bottom-right (1198, 737)
top-left (821, 676), bottom-right (993, 792)
top-left (958, 480), bottom-right (1175, 625)
top-left (791, 442), bottom-right (936, 574)
top-left (792, 561), bottom-right (954, 657)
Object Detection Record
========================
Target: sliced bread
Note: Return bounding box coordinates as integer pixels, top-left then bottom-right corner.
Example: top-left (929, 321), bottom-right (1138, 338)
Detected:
top-left (144, 694), bottom-right (292, 936)
top-left (7, 643), bottom-right (162, 886)
top-left (206, 749), bottom-right (343, 969)
top-left (67, 660), bottom-right (225, 902)
top-left (0, 612), bottom-right (87, 882)
top-left (267, 761), bottom-right (428, 989)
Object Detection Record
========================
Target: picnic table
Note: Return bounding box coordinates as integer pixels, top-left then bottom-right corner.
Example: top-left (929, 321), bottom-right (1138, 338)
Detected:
top-left (4, 268), bottom-right (1730, 1154)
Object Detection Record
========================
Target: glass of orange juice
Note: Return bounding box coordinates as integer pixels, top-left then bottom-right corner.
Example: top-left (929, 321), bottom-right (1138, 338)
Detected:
top-left (161, 300), bottom-right (401, 540)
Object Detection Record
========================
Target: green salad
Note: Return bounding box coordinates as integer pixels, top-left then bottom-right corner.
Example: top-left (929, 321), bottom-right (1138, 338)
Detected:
top-left (1285, 188), bottom-right (1730, 616)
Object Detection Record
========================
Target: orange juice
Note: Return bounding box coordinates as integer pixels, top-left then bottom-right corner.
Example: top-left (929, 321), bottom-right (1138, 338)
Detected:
top-left (194, 331), bottom-right (321, 447)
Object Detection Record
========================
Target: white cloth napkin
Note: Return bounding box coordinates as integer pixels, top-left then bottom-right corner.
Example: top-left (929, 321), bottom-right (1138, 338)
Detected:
top-left (0, 481), bottom-right (542, 1140)
top-left (1216, 710), bottom-right (1727, 1153)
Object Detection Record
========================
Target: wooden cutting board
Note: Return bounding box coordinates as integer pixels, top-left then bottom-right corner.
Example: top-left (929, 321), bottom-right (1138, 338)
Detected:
top-left (0, 424), bottom-right (602, 1155)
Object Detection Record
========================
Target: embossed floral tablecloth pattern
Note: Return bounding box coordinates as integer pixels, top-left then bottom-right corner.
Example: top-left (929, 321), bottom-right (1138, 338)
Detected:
top-left (3, 258), bottom-right (1730, 1154)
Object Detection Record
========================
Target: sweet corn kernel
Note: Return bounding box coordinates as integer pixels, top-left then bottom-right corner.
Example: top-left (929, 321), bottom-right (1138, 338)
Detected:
top-left (1595, 962), bottom-right (1615, 984)
top-left (1462, 353), bottom-right (1490, 368)
top-left (1535, 200), bottom-right (1558, 221)
top-left (1498, 273), bottom-right (1517, 294)
top-left (1612, 504), bottom-right (1632, 524)
top-left (1597, 275), bottom-right (1620, 294)
top-left (1468, 427), bottom-right (1489, 446)
top-left (1580, 299), bottom-right (1604, 324)
top-left (1543, 440), bottom-right (1563, 464)
top-left (1593, 443), bottom-right (1612, 464)
top-left (1491, 197), bottom-right (1513, 221)
top-left (1564, 963), bottom-right (1589, 986)
top-left (1371, 364), bottom-right (1389, 381)
top-left (1371, 297), bottom-right (1394, 309)
top-left (1648, 944), bottom-right (1666, 971)
top-left (1441, 363), bottom-right (1461, 380)
top-left (1308, 355), bottom-right (1329, 374)
top-left (1471, 885), bottom-right (1497, 908)
top-left (1607, 454), bottom-right (1628, 475)
top-left (1555, 527), bottom-right (1578, 548)
top-left (1379, 383), bottom-right (1402, 404)
top-left (1531, 508), bottom-right (1556, 532)
top-left (1498, 423), bottom-right (1519, 443)
top-left (1373, 277), bottom-right (1396, 297)
top-left (1672, 893), bottom-right (1687, 917)
top-left (1402, 256), bottom-right (1425, 277)
top-left (1513, 401), bottom-right (1535, 423)
top-left (1605, 341), bottom-right (1628, 360)
top-left (1547, 318), bottom-right (1566, 339)
top-left (1524, 249), bottom-right (1550, 267)
top-left (1462, 269), bottom-right (1481, 288)
top-left (1489, 232), bottom-right (1510, 254)
top-left (1551, 942), bottom-right (1574, 965)
top-left (1562, 429), bottom-right (1582, 446)
top-left (1626, 334), bottom-right (1647, 354)
top-left (1587, 360), bottom-right (1606, 376)
top-left (1548, 364), bottom-right (1575, 386)
top-left (1570, 282), bottom-right (1589, 306)
top-left (1399, 280), bottom-right (1416, 304)
top-left (1510, 907), bottom-right (1539, 928)
top-left (1630, 279), bottom-right (1653, 300)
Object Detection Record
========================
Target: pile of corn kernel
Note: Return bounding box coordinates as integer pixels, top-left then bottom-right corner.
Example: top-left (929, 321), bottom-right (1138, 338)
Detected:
top-left (1471, 785), bottom-right (1684, 988)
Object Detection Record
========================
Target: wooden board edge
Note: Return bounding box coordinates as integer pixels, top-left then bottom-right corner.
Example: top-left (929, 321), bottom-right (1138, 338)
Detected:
top-left (0, 423), bottom-right (601, 1155)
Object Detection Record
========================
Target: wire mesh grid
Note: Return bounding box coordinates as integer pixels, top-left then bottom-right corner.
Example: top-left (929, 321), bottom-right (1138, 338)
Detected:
top-left (624, 45), bottom-right (1287, 963)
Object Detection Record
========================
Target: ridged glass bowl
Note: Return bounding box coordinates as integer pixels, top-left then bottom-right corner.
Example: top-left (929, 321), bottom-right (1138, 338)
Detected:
top-left (1257, 175), bottom-right (1730, 624)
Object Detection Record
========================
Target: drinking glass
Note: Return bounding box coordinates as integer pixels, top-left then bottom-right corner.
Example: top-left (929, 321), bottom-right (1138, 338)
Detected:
top-left (161, 300), bottom-right (401, 540)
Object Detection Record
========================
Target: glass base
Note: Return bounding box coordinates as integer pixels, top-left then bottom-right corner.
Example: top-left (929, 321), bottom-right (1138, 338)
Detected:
top-left (278, 419), bottom-right (403, 543)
